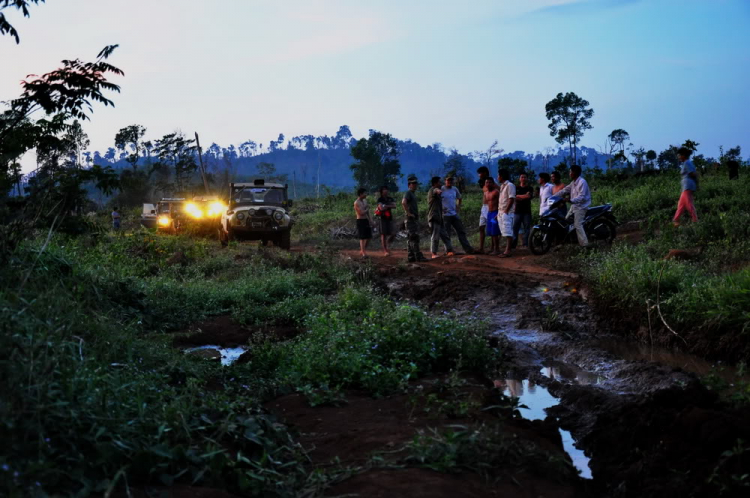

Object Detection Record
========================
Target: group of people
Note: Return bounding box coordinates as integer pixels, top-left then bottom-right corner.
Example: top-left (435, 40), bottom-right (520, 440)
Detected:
top-left (353, 164), bottom-right (593, 260)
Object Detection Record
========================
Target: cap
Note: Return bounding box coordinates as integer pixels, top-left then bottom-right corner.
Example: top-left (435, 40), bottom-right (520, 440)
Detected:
top-left (407, 176), bottom-right (419, 184)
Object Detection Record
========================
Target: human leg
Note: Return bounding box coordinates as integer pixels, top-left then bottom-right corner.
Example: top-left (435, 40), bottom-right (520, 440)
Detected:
top-left (570, 207), bottom-right (588, 246)
top-left (449, 215), bottom-right (473, 252)
top-left (520, 214), bottom-right (532, 247)
top-left (500, 213), bottom-right (515, 255)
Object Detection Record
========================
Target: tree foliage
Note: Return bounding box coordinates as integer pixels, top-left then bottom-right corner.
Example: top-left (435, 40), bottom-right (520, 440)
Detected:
top-left (0, 0), bottom-right (44, 43)
top-left (115, 124), bottom-right (147, 171)
top-left (545, 92), bottom-right (594, 165)
top-left (349, 130), bottom-right (401, 191)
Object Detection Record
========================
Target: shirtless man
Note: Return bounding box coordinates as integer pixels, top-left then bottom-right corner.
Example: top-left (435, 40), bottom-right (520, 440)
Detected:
top-left (477, 166), bottom-right (490, 253)
top-left (483, 177), bottom-right (501, 254)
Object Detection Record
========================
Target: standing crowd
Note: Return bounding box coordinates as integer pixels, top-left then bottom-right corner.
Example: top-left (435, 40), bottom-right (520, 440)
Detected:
top-left (354, 150), bottom-right (706, 260)
top-left (353, 162), bottom-right (601, 260)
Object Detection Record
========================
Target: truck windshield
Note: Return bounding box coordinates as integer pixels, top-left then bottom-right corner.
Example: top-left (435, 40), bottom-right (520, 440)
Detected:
top-left (235, 188), bottom-right (284, 205)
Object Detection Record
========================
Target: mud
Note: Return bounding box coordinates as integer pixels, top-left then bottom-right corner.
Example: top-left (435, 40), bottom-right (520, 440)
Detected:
top-left (362, 248), bottom-right (750, 497)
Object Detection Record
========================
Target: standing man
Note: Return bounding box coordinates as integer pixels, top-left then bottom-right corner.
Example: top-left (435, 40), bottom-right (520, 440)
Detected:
top-left (376, 186), bottom-right (397, 256)
top-left (538, 172), bottom-right (554, 217)
top-left (496, 169), bottom-right (516, 257)
top-left (477, 166), bottom-right (491, 254)
top-left (354, 188), bottom-right (373, 257)
top-left (441, 175), bottom-right (474, 254)
top-left (484, 177), bottom-right (501, 254)
top-left (427, 176), bottom-right (455, 258)
top-left (111, 206), bottom-right (121, 230)
top-left (402, 176), bottom-right (428, 262)
top-left (558, 164), bottom-right (591, 247)
top-left (672, 147), bottom-right (698, 226)
top-left (512, 173), bottom-right (533, 249)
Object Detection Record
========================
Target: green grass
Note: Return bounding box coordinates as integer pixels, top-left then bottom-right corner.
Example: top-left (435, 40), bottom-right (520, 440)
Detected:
top-left (1, 228), bottom-right (500, 497)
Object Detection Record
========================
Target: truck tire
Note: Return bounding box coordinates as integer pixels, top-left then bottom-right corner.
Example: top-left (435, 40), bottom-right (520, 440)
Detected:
top-left (280, 230), bottom-right (291, 250)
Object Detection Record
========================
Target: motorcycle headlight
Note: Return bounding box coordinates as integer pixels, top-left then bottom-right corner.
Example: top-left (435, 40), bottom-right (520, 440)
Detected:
top-left (273, 211), bottom-right (283, 221)
top-left (236, 212), bottom-right (246, 221)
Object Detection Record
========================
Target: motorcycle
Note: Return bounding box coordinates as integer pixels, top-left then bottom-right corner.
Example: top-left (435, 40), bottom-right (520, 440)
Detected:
top-left (528, 196), bottom-right (618, 255)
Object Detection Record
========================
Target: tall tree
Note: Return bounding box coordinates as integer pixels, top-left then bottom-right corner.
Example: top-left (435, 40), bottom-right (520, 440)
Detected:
top-left (114, 124), bottom-right (146, 171)
top-left (349, 130), bottom-right (401, 191)
top-left (472, 140), bottom-right (503, 170)
top-left (152, 132), bottom-right (197, 194)
top-left (545, 92), bottom-right (594, 166)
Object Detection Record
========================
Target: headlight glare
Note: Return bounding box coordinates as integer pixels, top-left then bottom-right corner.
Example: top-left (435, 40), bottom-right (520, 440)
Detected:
top-left (158, 216), bottom-right (170, 226)
top-left (185, 202), bottom-right (204, 219)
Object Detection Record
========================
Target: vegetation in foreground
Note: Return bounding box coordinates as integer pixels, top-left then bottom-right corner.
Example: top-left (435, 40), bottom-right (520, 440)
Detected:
top-left (1, 230), bottom-right (523, 497)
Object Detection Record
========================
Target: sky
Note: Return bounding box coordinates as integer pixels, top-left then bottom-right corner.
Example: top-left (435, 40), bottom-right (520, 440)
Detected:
top-left (2, 0), bottom-right (749, 172)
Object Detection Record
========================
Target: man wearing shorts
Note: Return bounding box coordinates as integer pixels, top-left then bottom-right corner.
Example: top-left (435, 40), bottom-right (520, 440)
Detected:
top-left (354, 188), bottom-right (373, 257)
top-left (402, 176), bottom-right (428, 262)
top-left (476, 166), bottom-right (490, 253)
top-left (497, 169), bottom-right (516, 257)
top-left (376, 186), bottom-right (397, 256)
top-left (484, 177), bottom-right (501, 254)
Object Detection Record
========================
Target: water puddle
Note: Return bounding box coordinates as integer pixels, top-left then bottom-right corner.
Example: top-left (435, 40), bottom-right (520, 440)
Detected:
top-left (184, 345), bottom-right (248, 366)
top-left (541, 361), bottom-right (606, 386)
top-left (495, 378), bottom-right (592, 479)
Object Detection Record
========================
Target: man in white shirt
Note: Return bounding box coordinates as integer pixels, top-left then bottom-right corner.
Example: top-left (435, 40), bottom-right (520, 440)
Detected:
top-left (558, 164), bottom-right (591, 247)
top-left (537, 172), bottom-right (554, 217)
top-left (496, 168), bottom-right (516, 257)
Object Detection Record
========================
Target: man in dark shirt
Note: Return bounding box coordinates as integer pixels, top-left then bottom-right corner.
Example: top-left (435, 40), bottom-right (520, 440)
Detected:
top-left (376, 186), bottom-right (397, 256)
top-left (402, 176), bottom-right (428, 262)
top-left (512, 173), bottom-right (534, 248)
top-left (427, 176), bottom-right (454, 258)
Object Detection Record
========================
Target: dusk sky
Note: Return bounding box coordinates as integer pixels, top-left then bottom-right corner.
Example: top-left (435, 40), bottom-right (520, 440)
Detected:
top-left (3, 0), bottom-right (749, 172)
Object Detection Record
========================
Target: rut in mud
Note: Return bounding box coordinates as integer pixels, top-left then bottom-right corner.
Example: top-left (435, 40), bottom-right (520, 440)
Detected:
top-left (368, 249), bottom-right (750, 497)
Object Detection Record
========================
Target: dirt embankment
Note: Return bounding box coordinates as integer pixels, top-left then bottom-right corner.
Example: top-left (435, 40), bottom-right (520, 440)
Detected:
top-left (358, 248), bottom-right (750, 498)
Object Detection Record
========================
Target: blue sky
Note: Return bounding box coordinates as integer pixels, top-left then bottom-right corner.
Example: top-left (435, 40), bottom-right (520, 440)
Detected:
top-left (3, 0), bottom-right (749, 172)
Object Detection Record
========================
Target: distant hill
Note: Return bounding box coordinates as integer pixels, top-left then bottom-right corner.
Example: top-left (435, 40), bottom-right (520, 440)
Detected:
top-left (89, 125), bottom-right (614, 190)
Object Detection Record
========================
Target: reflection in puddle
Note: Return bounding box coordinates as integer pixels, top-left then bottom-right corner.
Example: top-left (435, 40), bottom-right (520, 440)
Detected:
top-left (541, 362), bottom-right (605, 385)
top-left (495, 379), bottom-right (592, 479)
top-left (184, 345), bottom-right (248, 366)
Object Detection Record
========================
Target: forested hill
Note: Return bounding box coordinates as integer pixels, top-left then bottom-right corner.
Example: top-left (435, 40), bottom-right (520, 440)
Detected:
top-left (89, 125), bottom-right (614, 189)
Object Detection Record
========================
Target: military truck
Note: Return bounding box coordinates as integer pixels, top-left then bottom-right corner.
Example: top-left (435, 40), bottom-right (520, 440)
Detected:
top-left (218, 180), bottom-right (293, 249)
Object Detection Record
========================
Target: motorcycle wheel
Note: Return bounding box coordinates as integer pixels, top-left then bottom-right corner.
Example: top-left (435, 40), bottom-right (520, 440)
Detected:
top-left (590, 219), bottom-right (616, 243)
top-left (529, 227), bottom-right (553, 255)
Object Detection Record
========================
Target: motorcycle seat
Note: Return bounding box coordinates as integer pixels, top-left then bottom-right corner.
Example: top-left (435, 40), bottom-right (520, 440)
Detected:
top-left (585, 204), bottom-right (611, 218)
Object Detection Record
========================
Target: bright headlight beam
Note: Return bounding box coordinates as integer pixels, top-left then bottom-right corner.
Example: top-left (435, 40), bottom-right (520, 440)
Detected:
top-left (185, 202), bottom-right (204, 219)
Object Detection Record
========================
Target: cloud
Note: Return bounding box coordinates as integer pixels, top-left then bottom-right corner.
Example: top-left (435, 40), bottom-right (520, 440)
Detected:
top-left (526, 0), bottom-right (641, 16)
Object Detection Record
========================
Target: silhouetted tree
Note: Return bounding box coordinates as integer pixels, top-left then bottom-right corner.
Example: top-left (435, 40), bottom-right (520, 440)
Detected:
top-left (350, 130), bottom-right (401, 191)
top-left (545, 92), bottom-right (594, 166)
top-left (114, 124), bottom-right (146, 171)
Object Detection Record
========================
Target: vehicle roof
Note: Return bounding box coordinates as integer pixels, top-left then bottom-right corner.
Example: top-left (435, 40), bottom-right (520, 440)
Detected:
top-left (159, 198), bottom-right (186, 202)
top-left (232, 183), bottom-right (286, 189)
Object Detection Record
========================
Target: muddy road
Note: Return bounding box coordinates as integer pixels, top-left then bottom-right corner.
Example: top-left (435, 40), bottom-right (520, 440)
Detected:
top-left (353, 248), bottom-right (750, 497)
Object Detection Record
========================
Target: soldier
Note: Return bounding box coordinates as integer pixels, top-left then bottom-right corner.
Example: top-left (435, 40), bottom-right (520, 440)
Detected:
top-left (402, 176), bottom-right (428, 262)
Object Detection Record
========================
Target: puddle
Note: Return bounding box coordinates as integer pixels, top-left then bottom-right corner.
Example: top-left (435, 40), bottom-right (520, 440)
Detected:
top-left (184, 345), bottom-right (248, 366)
top-left (540, 361), bottom-right (606, 386)
top-left (590, 337), bottom-right (749, 385)
top-left (495, 378), bottom-right (592, 479)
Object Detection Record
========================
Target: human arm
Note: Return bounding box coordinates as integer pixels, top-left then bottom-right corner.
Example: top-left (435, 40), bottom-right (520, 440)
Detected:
top-left (569, 179), bottom-right (590, 205)
top-left (402, 195), bottom-right (414, 217)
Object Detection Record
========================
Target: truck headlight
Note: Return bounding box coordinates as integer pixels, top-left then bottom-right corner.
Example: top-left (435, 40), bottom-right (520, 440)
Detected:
top-left (236, 212), bottom-right (245, 221)
top-left (207, 201), bottom-right (226, 217)
top-left (273, 211), bottom-right (283, 221)
top-left (185, 202), bottom-right (204, 219)
top-left (158, 216), bottom-right (170, 226)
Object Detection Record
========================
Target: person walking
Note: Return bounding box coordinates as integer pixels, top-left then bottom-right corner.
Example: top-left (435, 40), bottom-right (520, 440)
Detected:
top-left (441, 175), bottom-right (475, 254)
top-left (111, 206), bottom-right (121, 230)
top-left (354, 188), bottom-right (373, 257)
top-left (496, 169), bottom-right (516, 257)
top-left (673, 147), bottom-right (699, 226)
top-left (512, 173), bottom-right (533, 249)
top-left (538, 172), bottom-right (554, 217)
top-left (427, 176), bottom-right (455, 258)
top-left (402, 176), bottom-right (428, 262)
top-left (558, 164), bottom-right (591, 247)
top-left (376, 186), bottom-right (397, 256)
